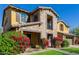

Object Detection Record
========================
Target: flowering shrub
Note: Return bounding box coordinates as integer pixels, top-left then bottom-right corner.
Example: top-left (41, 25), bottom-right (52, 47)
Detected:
top-left (11, 33), bottom-right (30, 53)
top-left (54, 36), bottom-right (63, 41)
top-left (54, 36), bottom-right (63, 48)
top-left (0, 31), bottom-right (30, 55)
top-left (43, 38), bottom-right (49, 48)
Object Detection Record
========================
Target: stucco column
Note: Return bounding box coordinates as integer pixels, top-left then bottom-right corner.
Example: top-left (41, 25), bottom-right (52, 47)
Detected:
top-left (63, 35), bottom-right (66, 40)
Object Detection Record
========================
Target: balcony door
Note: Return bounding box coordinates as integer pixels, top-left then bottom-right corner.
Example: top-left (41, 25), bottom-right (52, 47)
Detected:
top-left (47, 15), bottom-right (53, 30)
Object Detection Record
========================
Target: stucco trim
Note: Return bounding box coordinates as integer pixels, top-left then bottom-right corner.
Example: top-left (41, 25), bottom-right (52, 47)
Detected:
top-left (57, 32), bottom-right (74, 37)
top-left (20, 28), bottom-right (41, 33)
top-left (4, 5), bottom-right (29, 14)
top-left (11, 22), bottom-right (42, 28)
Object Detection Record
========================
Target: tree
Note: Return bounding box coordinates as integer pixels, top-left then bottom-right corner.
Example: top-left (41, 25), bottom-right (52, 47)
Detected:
top-left (0, 28), bottom-right (2, 34)
top-left (71, 27), bottom-right (79, 36)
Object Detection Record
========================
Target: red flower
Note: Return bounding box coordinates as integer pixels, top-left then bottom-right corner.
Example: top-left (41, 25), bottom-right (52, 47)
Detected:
top-left (20, 44), bottom-right (23, 48)
top-left (18, 36), bottom-right (22, 40)
top-left (11, 32), bottom-right (30, 51)
top-left (22, 37), bottom-right (30, 48)
top-left (46, 41), bottom-right (49, 47)
top-left (54, 36), bottom-right (63, 41)
top-left (23, 37), bottom-right (30, 42)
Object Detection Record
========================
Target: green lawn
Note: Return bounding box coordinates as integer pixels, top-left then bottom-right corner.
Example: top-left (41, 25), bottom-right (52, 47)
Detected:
top-left (62, 48), bottom-right (79, 54)
top-left (32, 50), bottom-right (65, 55)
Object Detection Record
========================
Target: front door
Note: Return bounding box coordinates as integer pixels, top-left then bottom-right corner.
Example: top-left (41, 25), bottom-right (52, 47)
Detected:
top-left (47, 34), bottom-right (53, 47)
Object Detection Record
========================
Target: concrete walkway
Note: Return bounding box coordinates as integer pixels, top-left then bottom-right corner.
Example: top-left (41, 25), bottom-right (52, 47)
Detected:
top-left (70, 45), bottom-right (79, 48)
top-left (20, 48), bottom-right (49, 55)
top-left (20, 48), bottom-right (78, 55)
top-left (48, 48), bottom-right (78, 55)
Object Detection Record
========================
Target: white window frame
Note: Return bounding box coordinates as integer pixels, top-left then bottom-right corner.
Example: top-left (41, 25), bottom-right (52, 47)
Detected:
top-left (16, 12), bottom-right (28, 24)
top-left (16, 12), bottom-right (21, 23)
top-left (20, 13), bottom-right (28, 24)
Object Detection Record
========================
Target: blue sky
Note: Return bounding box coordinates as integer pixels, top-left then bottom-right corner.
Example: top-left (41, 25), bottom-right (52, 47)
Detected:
top-left (0, 4), bottom-right (79, 30)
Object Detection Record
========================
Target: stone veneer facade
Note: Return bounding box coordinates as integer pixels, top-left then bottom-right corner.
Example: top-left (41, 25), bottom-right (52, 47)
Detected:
top-left (2, 5), bottom-right (72, 47)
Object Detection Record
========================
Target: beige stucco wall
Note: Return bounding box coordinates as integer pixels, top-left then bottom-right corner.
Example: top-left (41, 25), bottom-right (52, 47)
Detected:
top-left (19, 24), bottom-right (41, 32)
top-left (11, 10), bottom-right (20, 26)
top-left (57, 21), bottom-right (69, 34)
top-left (63, 35), bottom-right (73, 45)
top-left (67, 39), bottom-right (72, 45)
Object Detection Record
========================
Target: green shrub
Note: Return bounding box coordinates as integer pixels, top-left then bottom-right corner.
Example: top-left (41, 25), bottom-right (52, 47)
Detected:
top-left (0, 31), bottom-right (30, 54)
top-left (0, 31), bottom-right (23, 55)
top-left (61, 40), bottom-right (69, 47)
top-left (0, 34), bottom-right (19, 55)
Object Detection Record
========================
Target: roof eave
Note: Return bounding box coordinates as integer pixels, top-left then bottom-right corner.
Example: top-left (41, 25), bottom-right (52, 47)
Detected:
top-left (58, 20), bottom-right (69, 28)
top-left (4, 5), bottom-right (29, 14)
top-left (30, 6), bottom-right (59, 17)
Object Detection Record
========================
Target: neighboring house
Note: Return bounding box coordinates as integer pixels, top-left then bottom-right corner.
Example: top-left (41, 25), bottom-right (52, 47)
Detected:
top-left (2, 5), bottom-right (75, 47)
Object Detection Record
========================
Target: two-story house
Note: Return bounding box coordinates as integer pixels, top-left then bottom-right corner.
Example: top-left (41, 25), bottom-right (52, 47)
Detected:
top-left (2, 5), bottom-right (74, 47)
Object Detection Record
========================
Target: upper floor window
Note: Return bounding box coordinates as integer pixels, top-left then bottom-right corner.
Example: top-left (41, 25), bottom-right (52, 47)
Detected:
top-left (60, 24), bottom-right (64, 31)
top-left (21, 13), bottom-right (28, 23)
top-left (33, 14), bottom-right (38, 22)
top-left (16, 12), bottom-right (28, 23)
top-left (47, 15), bottom-right (53, 29)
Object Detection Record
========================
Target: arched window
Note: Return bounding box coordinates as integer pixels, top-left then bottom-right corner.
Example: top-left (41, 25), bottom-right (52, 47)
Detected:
top-left (60, 24), bottom-right (64, 31)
